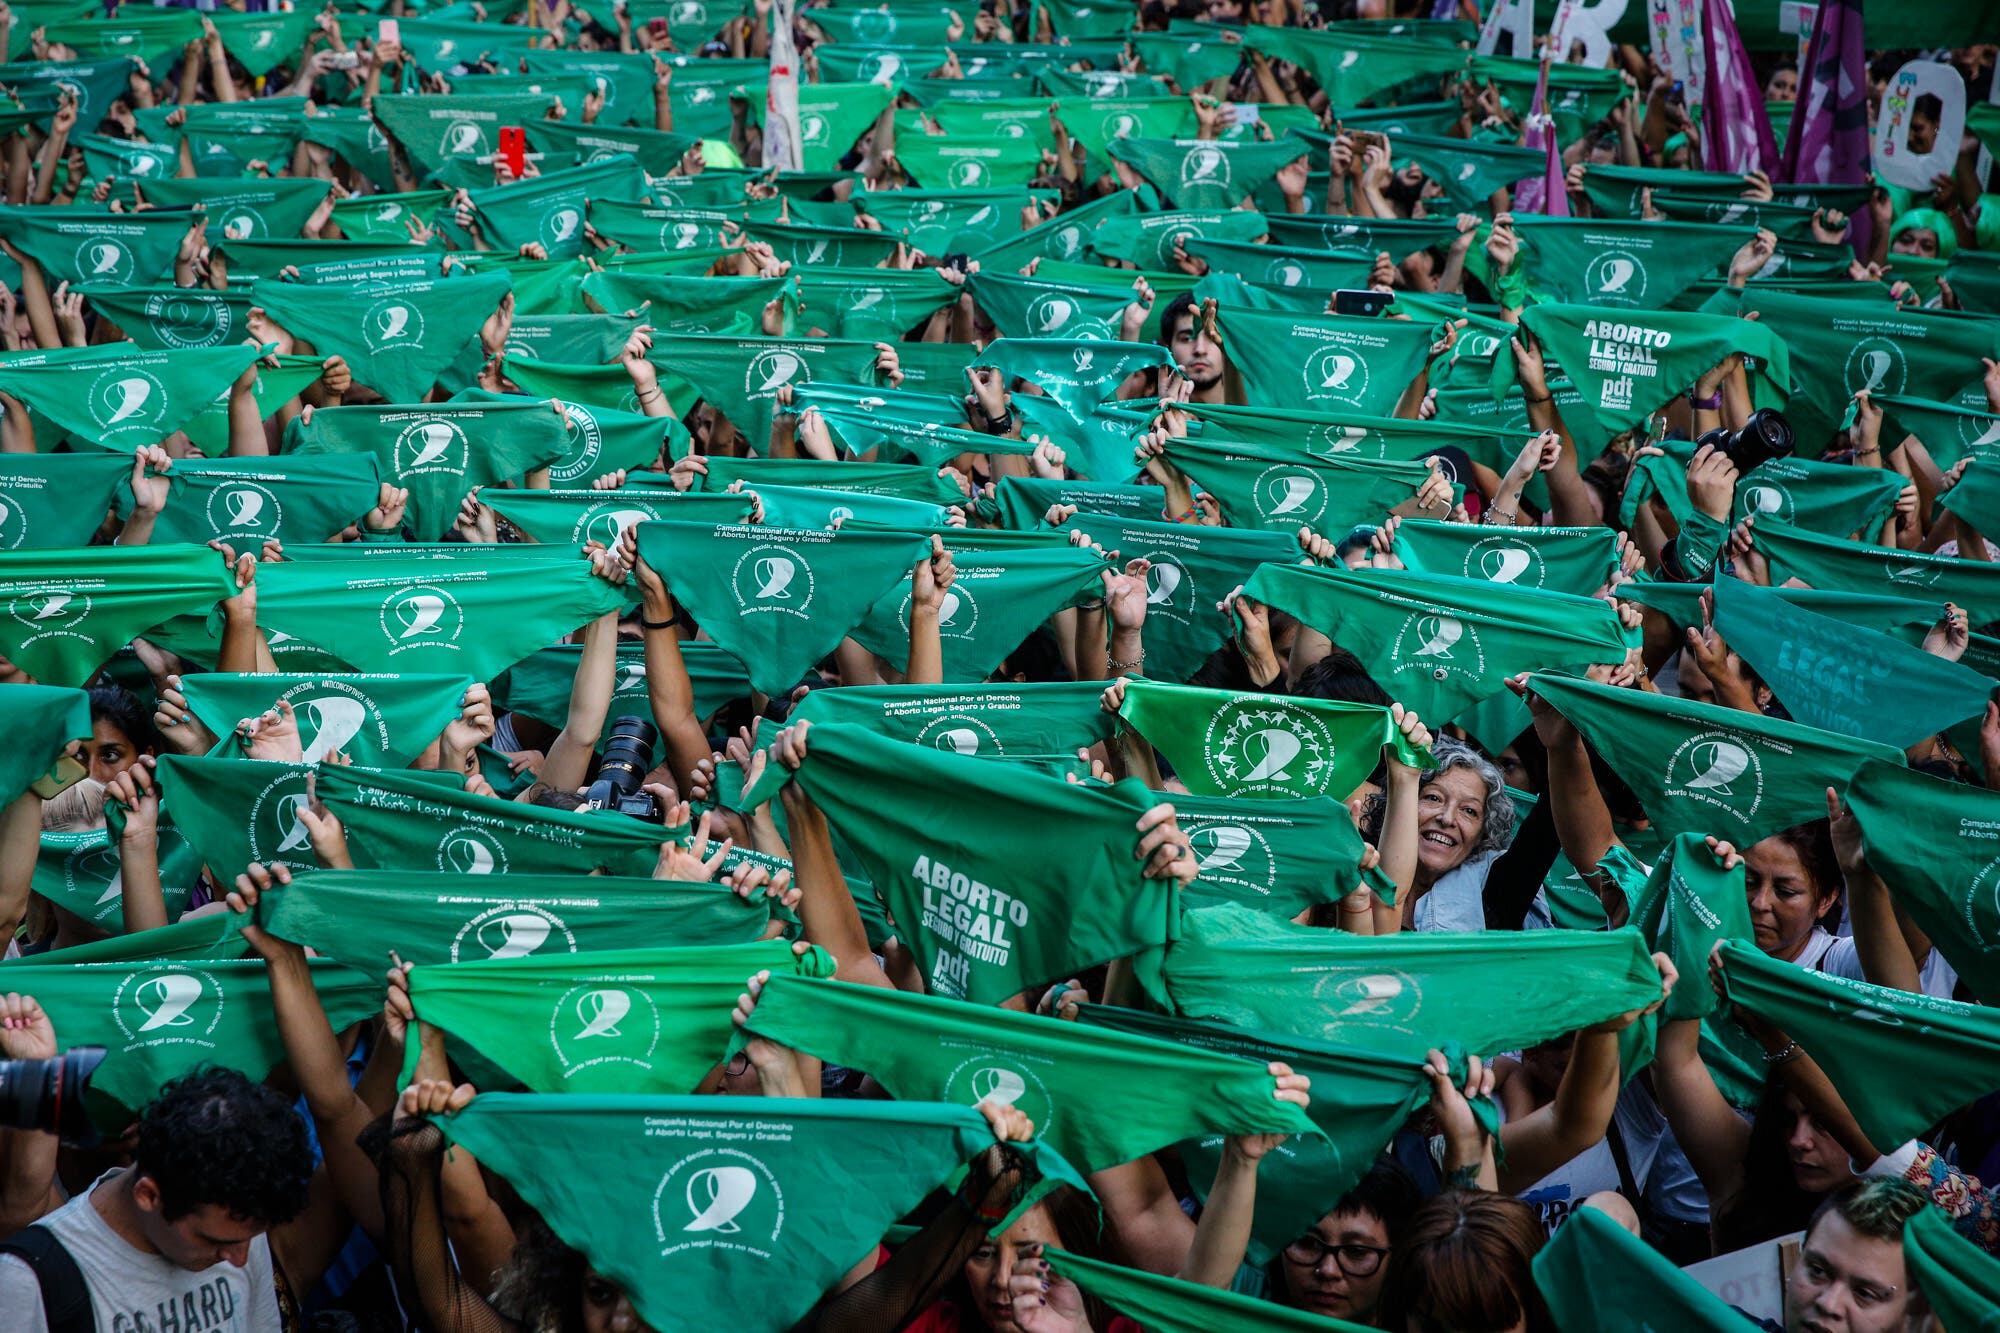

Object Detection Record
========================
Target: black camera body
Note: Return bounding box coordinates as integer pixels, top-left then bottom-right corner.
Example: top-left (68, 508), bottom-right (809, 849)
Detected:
top-left (0, 1046), bottom-right (106, 1144)
top-left (582, 715), bottom-right (663, 822)
top-left (1699, 407), bottom-right (1795, 474)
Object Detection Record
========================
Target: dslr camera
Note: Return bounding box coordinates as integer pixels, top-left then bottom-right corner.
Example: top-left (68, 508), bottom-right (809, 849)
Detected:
top-left (0, 1046), bottom-right (105, 1145)
top-left (582, 715), bottom-right (664, 822)
top-left (1697, 407), bottom-right (1794, 474)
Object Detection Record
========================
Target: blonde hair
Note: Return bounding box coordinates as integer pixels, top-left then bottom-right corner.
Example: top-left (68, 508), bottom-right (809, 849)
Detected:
top-left (41, 777), bottom-right (106, 834)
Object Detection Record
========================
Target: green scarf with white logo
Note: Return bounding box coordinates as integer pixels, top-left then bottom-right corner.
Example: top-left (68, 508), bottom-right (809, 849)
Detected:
top-left (1243, 23), bottom-right (1467, 107)
top-left (695, 457), bottom-right (967, 508)
top-left (634, 520), bottom-right (929, 696)
top-left (1732, 457), bottom-right (1904, 539)
top-left (435, 1093), bottom-right (1085, 1333)
top-left (894, 132), bottom-right (1045, 190)
top-left (33, 819), bottom-right (203, 929)
top-left (1087, 209), bottom-right (1270, 270)
top-left (317, 761), bottom-right (675, 879)
top-left (1525, 670), bottom-right (1907, 845)
top-left (0, 454), bottom-right (130, 550)
top-left (1050, 97), bottom-right (1193, 173)
top-left (22, 958), bottom-right (381, 1127)
top-left (775, 722), bottom-right (1182, 1003)
top-left (483, 488), bottom-right (755, 548)
top-left (175, 672), bottom-right (474, 769)
top-left (1741, 292), bottom-right (2000, 447)
top-left (252, 270), bottom-right (512, 404)
top-left (1534, 1204), bottom-right (1754, 1333)
top-left (1629, 833), bottom-right (1753, 1023)
top-left (1872, 392), bottom-right (2000, 470)
top-left (1117, 678), bottom-right (1428, 802)
top-left (131, 456), bottom-right (381, 548)
top-left (989, 476), bottom-right (1160, 528)
top-left (968, 268), bottom-right (1149, 342)
top-left (1844, 760), bottom-right (2000, 1004)
top-left (0, 544), bottom-right (233, 686)
top-left (137, 178), bottom-right (331, 242)
top-left (1052, 511), bottom-right (1299, 681)
top-left (1217, 306), bottom-right (1437, 418)
top-left (1168, 789), bottom-right (1393, 914)
top-left (791, 267), bottom-right (959, 342)
top-left (735, 973), bottom-right (1319, 1172)
top-left (1711, 574), bottom-right (1995, 748)
top-left (769, 680), bottom-right (1116, 771)
top-left (580, 271), bottom-right (797, 335)
top-left (1717, 939), bottom-right (2000, 1149)
top-left (849, 544), bottom-right (1109, 683)
top-left (1936, 456), bottom-right (2000, 536)
top-left (1184, 238), bottom-right (1376, 296)
top-left (370, 92), bottom-right (557, 179)
top-left (78, 284), bottom-right (253, 352)
top-left (791, 80), bottom-right (901, 172)
top-left (0, 342), bottom-right (263, 452)
top-left (497, 640), bottom-right (752, 740)
top-left (0, 205), bottom-right (189, 287)
top-left (1105, 138), bottom-right (1302, 211)
top-left (1511, 217), bottom-right (1753, 311)
top-left (644, 334), bottom-right (884, 449)
top-left (1391, 518), bottom-right (1619, 598)
top-left (256, 868), bottom-right (774, 966)
top-left (409, 943), bottom-right (830, 1093)
top-left (1046, 1250), bottom-right (1372, 1333)
top-left (502, 315), bottom-right (647, 367)
top-left (469, 156), bottom-right (647, 259)
top-left (1498, 303), bottom-right (1791, 448)
top-left (973, 336), bottom-right (1174, 423)
top-left (252, 549), bottom-right (628, 680)
top-left (1147, 902), bottom-right (1662, 1061)
top-left (1750, 519), bottom-right (2000, 625)
top-left (1158, 437), bottom-right (1438, 534)
top-left (1382, 131), bottom-right (1543, 211)
top-left (286, 400), bottom-right (568, 540)
top-left (807, 407), bottom-right (1036, 471)
top-left (1175, 400), bottom-right (1520, 470)
top-left (1247, 565), bottom-right (1633, 725)
top-left (0, 684), bottom-right (90, 806)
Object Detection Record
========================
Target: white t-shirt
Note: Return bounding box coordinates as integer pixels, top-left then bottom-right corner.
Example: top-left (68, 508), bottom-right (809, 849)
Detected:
top-left (1793, 927), bottom-right (1960, 999)
top-left (0, 1170), bottom-right (282, 1333)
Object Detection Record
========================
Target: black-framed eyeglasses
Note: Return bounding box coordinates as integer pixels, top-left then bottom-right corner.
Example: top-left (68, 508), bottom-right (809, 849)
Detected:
top-left (1281, 1236), bottom-right (1389, 1277)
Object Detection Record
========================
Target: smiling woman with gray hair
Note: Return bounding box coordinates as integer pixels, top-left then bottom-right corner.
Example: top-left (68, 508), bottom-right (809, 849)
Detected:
top-left (1363, 735), bottom-right (1562, 933)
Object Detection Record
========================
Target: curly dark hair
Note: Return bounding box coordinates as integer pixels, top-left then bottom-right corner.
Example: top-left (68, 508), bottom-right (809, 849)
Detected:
top-left (135, 1066), bottom-right (313, 1225)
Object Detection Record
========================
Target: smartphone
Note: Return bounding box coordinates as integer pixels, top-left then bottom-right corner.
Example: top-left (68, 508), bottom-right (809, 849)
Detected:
top-left (1333, 289), bottom-right (1393, 318)
top-left (327, 51), bottom-right (361, 70)
top-left (1228, 103), bottom-right (1260, 127)
top-left (499, 125), bottom-right (526, 177)
top-left (29, 753), bottom-right (86, 801)
top-left (377, 17), bottom-right (400, 44)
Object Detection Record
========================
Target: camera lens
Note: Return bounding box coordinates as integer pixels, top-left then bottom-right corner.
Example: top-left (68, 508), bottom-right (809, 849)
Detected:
top-left (0, 1047), bottom-right (106, 1144)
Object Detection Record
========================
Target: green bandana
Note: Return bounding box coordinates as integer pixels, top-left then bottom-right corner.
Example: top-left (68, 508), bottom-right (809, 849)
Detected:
top-left (526, 119), bottom-right (699, 176)
top-left (130, 457), bottom-right (379, 548)
top-left (502, 315), bottom-right (647, 367)
top-left (849, 544), bottom-right (1108, 683)
top-left (176, 672), bottom-right (473, 768)
top-left (410, 942), bottom-right (829, 1093)
top-left (1266, 212), bottom-right (1463, 260)
top-left (767, 680), bottom-right (1116, 772)
top-left (469, 157), bottom-right (647, 259)
top-left (1050, 97), bottom-right (1192, 173)
top-left (0, 545), bottom-right (232, 686)
top-left (1902, 1205), bottom-right (2000, 1331)
top-left (1246, 565), bottom-right (1633, 725)
top-left (1117, 678), bottom-right (1426, 801)
top-left (0, 454), bottom-right (129, 550)
top-left (1718, 939), bottom-right (2000, 1148)
top-left (1741, 292), bottom-right (2000, 447)
top-left (252, 270), bottom-right (511, 404)
top-left (1750, 519), bottom-right (2000, 625)
top-left (1174, 401), bottom-right (1520, 473)
top-left (0, 684), bottom-right (90, 806)
top-left (1535, 1205), bottom-right (1753, 1332)
top-left (1053, 511), bottom-right (1298, 681)
top-left (1159, 437), bottom-right (1437, 533)
top-left (23, 958), bottom-right (380, 1126)
top-left (1385, 131), bottom-right (1542, 211)
top-left (634, 520), bottom-right (927, 695)
top-left (1526, 671), bottom-right (1906, 846)
top-left (434, 1093), bottom-right (1082, 1333)
top-left (1167, 790), bottom-right (1392, 913)
top-left (1148, 903), bottom-right (1662, 1060)
top-left (1937, 457), bottom-right (2000, 534)
top-left (791, 81), bottom-right (901, 173)
top-left (809, 407), bottom-right (1035, 471)
top-left (502, 358), bottom-right (659, 415)
top-left (286, 400), bottom-right (568, 539)
top-left (219, 241), bottom-right (440, 288)
top-left (318, 761), bottom-right (674, 879)
top-left (297, 109), bottom-right (397, 190)
top-left (973, 337), bottom-right (1174, 425)
top-left (1087, 208), bottom-right (1269, 270)
top-left (1733, 457), bottom-right (1904, 539)
top-left (1629, 833), bottom-right (1753, 1022)
top-left (483, 488), bottom-right (754, 548)
top-left (0, 205), bottom-right (189, 287)
top-left (137, 178), bottom-right (330, 242)
top-left (894, 132), bottom-right (1045, 191)
top-left (1391, 518), bottom-right (1619, 597)
top-left (1128, 27), bottom-right (1244, 92)
top-left (1246, 24), bottom-right (1468, 105)
top-left (1104, 137), bottom-right (1304, 210)
top-left (3, 913), bottom-right (247, 970)
top-left (78, 284), bottom-right (252, 353)
top-left (1217, 306), bottom-right (1437, 418)
top-left (968, 191), bottom-right (1145, 272)
top-left (1711, 575), bottom-right (1994, 748)
top-left (257, 868), bottom-right (772, 966)
top-left (1576, 164), bottom-right (1752, 219)
top-left (784, 267), bottom-right (953, 342)
top-left (1185, 238), bottom-right (1375, 297)
top-left (1500, 303), bottom-right (1791, 448)
top-left (498, 640), bottom-right (750, 738)
top-left (208, 10), bottom-right (314, 75)
top-left (253, 550), bottom-right (627, 679)
top-left (989, 476), bottom-right (1160, 528)
top-left (0, 342), bottom-right (263, 452)
top-left (518, 49), bottom-right (657, 125)
top-left (736, 973), bottom-right (1317, 1172)
top-left (968, 269), bottom-right (1151, 342)
top-left (645, 334), bottom-right (883, 448)
top-left (370, 92), bottom-right (557, 179)
top-left (1047, 1250), bottom-right (1370, 1332)
top-left (1512, 217), bottom-right (1753, 311)
top-left (32, 823), bottom-right (200, 929)
top-left (775, 722), bottom-right (1181, 1003)
top-left (697, 457), bottom-right (966, 508)
top-left (1844, 760), bottom-right (2000, 1004)
top-left (2, 58), bottom-right (134, 129)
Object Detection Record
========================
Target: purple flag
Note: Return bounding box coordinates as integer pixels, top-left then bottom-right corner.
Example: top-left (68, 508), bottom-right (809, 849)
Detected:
top-left (1699, 0), bottom-right (1779, 176)
top-left (1776, 0), bottom-right (1872, 256)
top-left (1512, 60), bottom-right (1570, 217)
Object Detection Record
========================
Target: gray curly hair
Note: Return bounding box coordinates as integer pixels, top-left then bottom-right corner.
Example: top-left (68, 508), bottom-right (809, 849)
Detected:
top-left (1422, 737), bottom-right (1517, 859)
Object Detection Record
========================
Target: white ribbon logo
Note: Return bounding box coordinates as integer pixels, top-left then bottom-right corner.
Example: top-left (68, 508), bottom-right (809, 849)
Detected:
top-left (1264, 474), bottom-right (1317, 515)
top-left (394, 593), bottom-right (448, 639)
top-left (102, 378), bottom-right (154, 426)
top-left (1683, 740), bottom-right (1751, 795)
top-left (1412, 616), bottom-right (1463, 659)
top-left (1595, 257), bottom-right (1637, 294)
top-left (969, 1066), bottom-right (1026, 1106)
top-left (1144, 563), bottom-right (1182, 605)
top-left (1857, 350), bottom-right (1894, 393)
top-left (1478, 547), bottom-right (1531, 583)
top-left (90, 243), bottom-right (124, 275)
top-left (1238, 729), bottom-right (1302, 784)
top-left (34, 592), bottom-right (73, 621)
top-left (444, 835), bottom-right (498, 875)
top-left (224, 489), bottom-right (265, 528)
top-left (1191, 824), bottom-right (1253, 871)
top-left (573, 988), bottom-right (631, 1040)
top-left (934, 728), bottom-right (979, 754)
top-left (273, 793), bottom-right (314, 853)
top-left (478, 912), bottom-right (549, 957)
top-left (301, 697), bottom-right (366, 764)
top-left (684, 1166), bottom-right (757, 1233)
top-left (752, 556), bottom-right (797, 600)
top-left (135, 973), bottom-right (204, 1032)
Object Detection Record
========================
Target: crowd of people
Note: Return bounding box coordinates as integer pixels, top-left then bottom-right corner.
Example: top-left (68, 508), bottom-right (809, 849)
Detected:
top-left (0, 0), bottom-right (1996, 1328)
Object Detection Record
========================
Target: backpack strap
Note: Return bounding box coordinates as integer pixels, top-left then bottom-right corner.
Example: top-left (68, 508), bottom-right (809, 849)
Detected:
top-left (0, 1223), bottom-right (95, 1333)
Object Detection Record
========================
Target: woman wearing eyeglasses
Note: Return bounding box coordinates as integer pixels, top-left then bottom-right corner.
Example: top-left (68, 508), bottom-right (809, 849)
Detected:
top-left (1257, 1161), bottom-right (1423, 1323)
